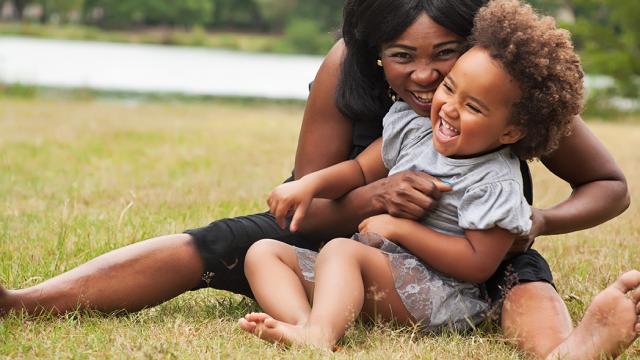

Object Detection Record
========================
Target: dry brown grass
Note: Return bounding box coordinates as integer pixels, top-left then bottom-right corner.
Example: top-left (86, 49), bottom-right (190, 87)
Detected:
top-left (1, 98), bottom-right (638, 359)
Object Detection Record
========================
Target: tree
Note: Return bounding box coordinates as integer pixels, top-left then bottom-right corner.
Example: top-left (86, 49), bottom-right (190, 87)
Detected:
top-left (566, 0), bottom-right (640, 97)
top-left (7, 0), bottom-right (30, 19)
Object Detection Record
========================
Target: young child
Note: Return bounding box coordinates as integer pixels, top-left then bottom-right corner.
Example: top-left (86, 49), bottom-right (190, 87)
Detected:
top-left (239, 0), bottom-right (583, 349)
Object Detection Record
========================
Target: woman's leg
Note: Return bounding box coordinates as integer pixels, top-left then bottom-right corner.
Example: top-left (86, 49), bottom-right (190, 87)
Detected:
top-left (240, 238), bottom-right (413, 349)
top-left (503, 271), bottom-right (640, 359)
top-left (242, 239), bottom-right (313, 325)
top-left (545, 270), bottom-right (640, 359)
top-left (500, 281), bottom-right (572, 357)
top-left (1, 234), bottom-right (203, 315)
top-left (1, 211), bottom-right (311, 317)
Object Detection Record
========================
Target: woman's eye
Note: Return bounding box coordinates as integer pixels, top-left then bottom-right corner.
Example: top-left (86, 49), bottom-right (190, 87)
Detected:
top-left (390, 52), bottom-right (411, 60)
top-left (436, 48), bottom-right (459, 59)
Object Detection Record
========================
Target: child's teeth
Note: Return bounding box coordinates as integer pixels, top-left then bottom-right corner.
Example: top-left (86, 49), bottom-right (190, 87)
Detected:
top-left (442, 119), bottom-right (459, 134)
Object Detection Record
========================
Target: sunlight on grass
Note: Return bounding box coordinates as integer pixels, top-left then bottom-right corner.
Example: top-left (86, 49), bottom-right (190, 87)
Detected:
top-left (1, 98), bottom-right (639, 358)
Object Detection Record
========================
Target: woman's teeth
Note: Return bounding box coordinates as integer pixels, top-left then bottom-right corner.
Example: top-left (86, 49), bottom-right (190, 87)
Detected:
top-left (412, 92), bottom-right (433, 103)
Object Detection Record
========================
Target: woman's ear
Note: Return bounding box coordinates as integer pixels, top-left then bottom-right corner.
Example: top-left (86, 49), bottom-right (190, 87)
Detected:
top-left (499, 125), bottom-right (525, 145)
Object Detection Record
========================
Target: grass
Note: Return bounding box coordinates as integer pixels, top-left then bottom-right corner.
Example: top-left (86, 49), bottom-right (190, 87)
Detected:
top-left (0, 97), bottom-right (639, 358)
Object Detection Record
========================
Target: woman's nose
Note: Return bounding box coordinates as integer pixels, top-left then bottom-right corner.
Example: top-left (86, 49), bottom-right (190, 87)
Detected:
top-left (410, 66), bottom-right (441, 87)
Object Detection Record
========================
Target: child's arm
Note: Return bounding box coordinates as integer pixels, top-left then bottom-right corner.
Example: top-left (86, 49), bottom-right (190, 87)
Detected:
top-left (359, 215), bottom-right (514, 283)
top-left (270, 138), bottom-right (388, 231)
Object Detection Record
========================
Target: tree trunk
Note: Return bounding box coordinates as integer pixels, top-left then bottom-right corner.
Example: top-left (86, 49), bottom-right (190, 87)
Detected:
top-left (11, 0), bottom-right (28, 20)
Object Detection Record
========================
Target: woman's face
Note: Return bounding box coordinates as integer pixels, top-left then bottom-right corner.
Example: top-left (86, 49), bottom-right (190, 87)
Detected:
top-left (379, 12), bottom-right (466, 117)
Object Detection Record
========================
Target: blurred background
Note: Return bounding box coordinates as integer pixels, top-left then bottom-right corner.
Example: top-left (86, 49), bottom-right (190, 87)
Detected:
top-left (0, 0), bottom-right (637, 115)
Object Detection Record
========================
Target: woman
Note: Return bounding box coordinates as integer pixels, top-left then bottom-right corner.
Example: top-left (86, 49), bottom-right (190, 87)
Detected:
top-left (1, 0), bottom-right (637, 358)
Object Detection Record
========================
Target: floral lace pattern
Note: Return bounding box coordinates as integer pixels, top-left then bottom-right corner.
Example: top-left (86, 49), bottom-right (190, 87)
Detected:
top-left (294, 232), bottom-right (488, 331)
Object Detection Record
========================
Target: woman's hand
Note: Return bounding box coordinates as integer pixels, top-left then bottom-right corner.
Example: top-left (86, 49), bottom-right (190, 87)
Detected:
top-left (358, 214), bottom-right (403, 240)
top-left (371, 171), bottom-right (452, 220)
top-left (268, 181), bottom-right (315, 231)
top-left (507, 207), bottom-right (546, 256)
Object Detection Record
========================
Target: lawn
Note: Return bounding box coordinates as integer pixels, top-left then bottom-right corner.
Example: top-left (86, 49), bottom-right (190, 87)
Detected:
top-left (1, 98), bottom-right (638, 358)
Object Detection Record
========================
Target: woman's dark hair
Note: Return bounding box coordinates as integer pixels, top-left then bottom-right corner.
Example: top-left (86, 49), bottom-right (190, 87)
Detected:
top-left (337, 0), bottom-right (488, 124)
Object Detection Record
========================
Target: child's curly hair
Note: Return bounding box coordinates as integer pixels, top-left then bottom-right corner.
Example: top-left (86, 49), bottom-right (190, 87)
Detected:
top-left (471, 0), bottom-right (584, 160)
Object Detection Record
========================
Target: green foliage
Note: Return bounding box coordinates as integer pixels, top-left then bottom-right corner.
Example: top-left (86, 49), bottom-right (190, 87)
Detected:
top-left (0, 83), bottom-right (38, 98)
top-left (278, 18), bottom-right (334, 55)
top-left (568, 0), bottom-right (640, 98)
top-left (254, 0), bottom-right (297, 32)
top-left (83, 0), bottom-right (212, 28)
top-left (210, 0), bottom-right (263, 30)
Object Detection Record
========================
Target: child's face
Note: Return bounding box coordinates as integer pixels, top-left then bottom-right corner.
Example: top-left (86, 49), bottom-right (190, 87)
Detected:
top-left (430, 47), bottom-right (524, 157)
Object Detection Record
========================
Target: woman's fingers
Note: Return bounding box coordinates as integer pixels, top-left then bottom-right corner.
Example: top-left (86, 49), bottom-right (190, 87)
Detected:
top-left (385, 197), bottom-right (425, 219)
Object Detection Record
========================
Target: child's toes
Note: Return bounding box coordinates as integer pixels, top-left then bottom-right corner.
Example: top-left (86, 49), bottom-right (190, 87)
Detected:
top-left (238, 318), bottom-right (257, 332)
top-left (264, 317), bottom-right (279, 329)
top-left (246, 312), bottom-right (271, 323)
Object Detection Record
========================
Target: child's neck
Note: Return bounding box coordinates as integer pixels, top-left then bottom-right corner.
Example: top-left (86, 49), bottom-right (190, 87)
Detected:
top-left (445, 144), bottom-right (508, 160)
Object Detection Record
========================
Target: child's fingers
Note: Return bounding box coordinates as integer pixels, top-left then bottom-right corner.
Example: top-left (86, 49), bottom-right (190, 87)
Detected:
top-left (289, 201), bottom-right (309, 232)
top-left (273, 201), bottom-right (290, 229)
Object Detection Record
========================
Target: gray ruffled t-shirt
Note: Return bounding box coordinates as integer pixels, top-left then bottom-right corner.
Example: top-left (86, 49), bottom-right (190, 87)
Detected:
top-left (382, 101), bottom-right (532, 236)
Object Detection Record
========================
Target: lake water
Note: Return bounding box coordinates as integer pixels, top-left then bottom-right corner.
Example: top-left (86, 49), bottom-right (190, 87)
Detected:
top-left (0, 35), bottom-right (625, 105)
top-left (0, 36), bottom-right (323, 100)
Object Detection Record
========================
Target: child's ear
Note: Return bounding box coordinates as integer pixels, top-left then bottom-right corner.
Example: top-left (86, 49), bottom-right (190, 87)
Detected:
top-left (499, 125), bottom-right (525, 145)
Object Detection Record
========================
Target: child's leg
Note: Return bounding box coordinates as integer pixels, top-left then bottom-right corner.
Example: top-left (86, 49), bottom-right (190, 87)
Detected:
top-left (243, 237), bottom-right (413, 349)
top-left (242, 239), bottom-right (312, 325)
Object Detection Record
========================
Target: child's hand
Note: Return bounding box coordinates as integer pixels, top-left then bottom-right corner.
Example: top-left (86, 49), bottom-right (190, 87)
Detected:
top-left (267, 181), bottom-right (314, 232)
top-left (358, 214), bottom-right (400, 240)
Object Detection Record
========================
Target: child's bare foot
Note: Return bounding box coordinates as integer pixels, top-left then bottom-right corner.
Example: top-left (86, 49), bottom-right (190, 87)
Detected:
top-left (238, 312), bottom-right (334, 350)
top-left (547, 270), bottom-right (640, 360)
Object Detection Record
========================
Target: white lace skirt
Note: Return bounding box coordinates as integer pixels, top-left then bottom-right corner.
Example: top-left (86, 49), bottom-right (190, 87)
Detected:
top-left (295, 232), bottom-right (488, 331)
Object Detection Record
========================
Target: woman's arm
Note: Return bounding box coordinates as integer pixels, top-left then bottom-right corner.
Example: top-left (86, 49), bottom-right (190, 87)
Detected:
top-left (534, 115), bottom-right (630, 237)
top-left (293, 40), bottom-right (354, 179)
top-left (290, 40), bottom-right (449, 238)
top-left (359, 215), bottom-right (514, 283)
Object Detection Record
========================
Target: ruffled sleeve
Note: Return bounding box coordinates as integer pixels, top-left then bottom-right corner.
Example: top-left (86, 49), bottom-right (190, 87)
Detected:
top-left (381, 102), bottom-right (430, 170)
top-left (458, 180), bottom-right (532, 236)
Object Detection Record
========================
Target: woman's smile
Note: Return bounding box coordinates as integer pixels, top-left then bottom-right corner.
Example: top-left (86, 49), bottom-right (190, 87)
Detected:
top-left (408, 90), bottom-right (435, 114)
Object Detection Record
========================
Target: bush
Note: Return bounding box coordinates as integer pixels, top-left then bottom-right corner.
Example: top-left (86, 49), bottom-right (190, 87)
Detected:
top-left (279, 18), bottom-right (334, 55)
top-left (0, 83), bottom-right (38, 98)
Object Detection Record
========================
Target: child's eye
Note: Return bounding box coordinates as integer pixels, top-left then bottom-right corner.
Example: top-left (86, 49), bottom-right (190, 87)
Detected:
top-left (466, 104), bottom-right (482, 113)
top-left (442, 82), bottom-right (453, 93)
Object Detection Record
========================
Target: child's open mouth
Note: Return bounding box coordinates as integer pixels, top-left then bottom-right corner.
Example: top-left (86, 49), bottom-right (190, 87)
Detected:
top-left (436, 116), bottom-right (460, 141)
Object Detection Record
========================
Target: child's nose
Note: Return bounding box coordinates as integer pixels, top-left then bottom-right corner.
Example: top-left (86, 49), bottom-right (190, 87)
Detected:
top-left (442, 102), bottom-right (459, 118)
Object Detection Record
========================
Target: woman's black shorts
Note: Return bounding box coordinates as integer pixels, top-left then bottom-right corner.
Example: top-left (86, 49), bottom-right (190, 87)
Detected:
top-left (184, 211), bottom-right (554, 303)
